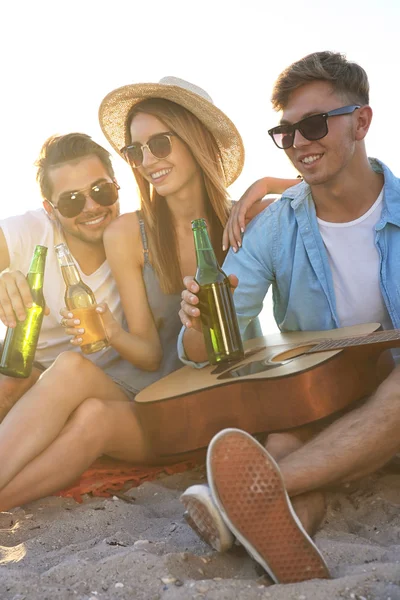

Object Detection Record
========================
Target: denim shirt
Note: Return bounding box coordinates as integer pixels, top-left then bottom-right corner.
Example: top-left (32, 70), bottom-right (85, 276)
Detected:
top-left (178, 159), bottom-right (400, 367)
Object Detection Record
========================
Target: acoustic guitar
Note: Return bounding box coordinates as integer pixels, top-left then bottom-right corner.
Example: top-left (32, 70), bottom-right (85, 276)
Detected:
top-left (134, 323), bottom-right (397, 456)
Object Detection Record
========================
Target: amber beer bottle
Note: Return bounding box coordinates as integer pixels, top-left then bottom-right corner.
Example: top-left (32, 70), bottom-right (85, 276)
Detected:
top-left (54, 243), bottom-right (108, 355)
top-left (192, 218), bottom-right (244, 365)
top-left (0, 245), bottom-right (48, 378)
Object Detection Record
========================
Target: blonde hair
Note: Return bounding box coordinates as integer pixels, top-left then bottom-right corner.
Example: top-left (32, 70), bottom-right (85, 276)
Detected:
top-left (272, 51), bottom-right (370, 111)
top-left (125, 98), bottom-right (231, 294)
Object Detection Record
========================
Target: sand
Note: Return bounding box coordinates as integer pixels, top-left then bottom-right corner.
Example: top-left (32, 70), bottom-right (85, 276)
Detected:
top-left (1, 464), bottom-right (399, 600)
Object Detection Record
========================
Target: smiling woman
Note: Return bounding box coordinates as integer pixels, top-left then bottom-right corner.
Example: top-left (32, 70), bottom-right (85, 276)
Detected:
top-left (99, 77), bottom-right (239, 295)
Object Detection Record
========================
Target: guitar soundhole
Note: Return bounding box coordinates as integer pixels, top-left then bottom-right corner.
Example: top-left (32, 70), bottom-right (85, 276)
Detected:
top-left (271, 344), bottom-right (316, 363)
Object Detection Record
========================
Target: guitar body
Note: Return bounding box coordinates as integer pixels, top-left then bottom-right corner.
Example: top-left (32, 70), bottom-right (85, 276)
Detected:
top-left (134, 323), bottom-right (395, 456)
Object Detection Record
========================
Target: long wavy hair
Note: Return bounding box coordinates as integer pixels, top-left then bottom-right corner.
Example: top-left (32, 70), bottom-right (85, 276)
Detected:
top-left (125, 98), bottom-right (231, 294)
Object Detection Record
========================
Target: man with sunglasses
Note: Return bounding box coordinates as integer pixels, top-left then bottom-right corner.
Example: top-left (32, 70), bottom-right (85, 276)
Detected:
top-left (179, 51), bottom-right (400, 583)
top-left (0, 133), bottom-right (124, 419)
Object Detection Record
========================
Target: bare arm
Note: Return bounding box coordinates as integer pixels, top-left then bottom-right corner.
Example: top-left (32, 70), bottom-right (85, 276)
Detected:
top-left (101, 213), bottom-right (163, 371)
top-left (182, 326), bottom-right (208, 363)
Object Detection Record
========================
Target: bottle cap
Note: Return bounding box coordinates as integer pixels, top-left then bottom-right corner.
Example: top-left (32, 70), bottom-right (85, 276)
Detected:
top-left (191, 218), bottom-right (207, 229)
top-left (54, 243), bottom-right (68, 255)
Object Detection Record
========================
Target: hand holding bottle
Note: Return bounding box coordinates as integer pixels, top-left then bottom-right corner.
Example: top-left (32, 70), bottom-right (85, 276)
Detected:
top-left (0, 270), bottom-right (50, 327)
top-left (55, 243), bottom-right (109, 354)
top-left (193, 220), bottom-right (242, 364)
top-left (179, 274), bottom-right (239, 331)
top-left (0, 245), bottom-right (48, 378)
top-left (59, 302), bottom-right (121, 347)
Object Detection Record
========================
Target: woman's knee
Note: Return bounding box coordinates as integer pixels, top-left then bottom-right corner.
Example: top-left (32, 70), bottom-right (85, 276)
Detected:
top-left (44, 351), bottom-right (94, 382)
top-left (72, 397), bottom-right (111, 429)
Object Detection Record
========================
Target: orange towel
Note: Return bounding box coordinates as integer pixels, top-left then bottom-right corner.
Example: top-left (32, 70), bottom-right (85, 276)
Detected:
top-left (55, 457), bottom-right (199, 503)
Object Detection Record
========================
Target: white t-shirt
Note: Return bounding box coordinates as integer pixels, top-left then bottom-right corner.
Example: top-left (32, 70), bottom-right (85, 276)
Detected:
top-left (317, 189), bottom-right (392, 330)
top-left (0, 209), bottom-right (123, 369)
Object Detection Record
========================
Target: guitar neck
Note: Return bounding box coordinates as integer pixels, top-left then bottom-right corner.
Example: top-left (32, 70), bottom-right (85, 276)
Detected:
top-left (308, 329), bottom-right (400, 354)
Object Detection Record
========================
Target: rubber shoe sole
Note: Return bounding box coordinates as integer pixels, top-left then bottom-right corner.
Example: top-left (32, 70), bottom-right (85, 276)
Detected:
top-left (180, 484), bottom-right (235, 552)
top-left (207, 428), bottom-right (331, 584)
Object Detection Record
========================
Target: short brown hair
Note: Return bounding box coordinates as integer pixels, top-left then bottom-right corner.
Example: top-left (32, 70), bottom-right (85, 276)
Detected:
top-left (35, 133), bottom-right (115, 201)
top-left (271, 51), bottom-right (369, 111)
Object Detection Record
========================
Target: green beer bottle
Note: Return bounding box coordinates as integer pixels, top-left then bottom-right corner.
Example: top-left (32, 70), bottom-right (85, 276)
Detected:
top-left (0, 245), bottom-right (47, 378)
top-left (192, 218), bottom-right (244, 365)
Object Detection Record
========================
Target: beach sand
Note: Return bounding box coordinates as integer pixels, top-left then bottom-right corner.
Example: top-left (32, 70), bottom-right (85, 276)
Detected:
top-left (1, 464), bottom-right (399, 600)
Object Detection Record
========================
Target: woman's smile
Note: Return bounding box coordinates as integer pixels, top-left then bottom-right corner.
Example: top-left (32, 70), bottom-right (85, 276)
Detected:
top-left (148, 167), bottom-right (173, 183)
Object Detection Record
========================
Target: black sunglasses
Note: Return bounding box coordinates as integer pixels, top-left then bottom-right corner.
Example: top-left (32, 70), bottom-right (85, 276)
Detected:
top-left (268, 105), bottom-right (361, 149)
top-left (49, 181), bottom-right (120, 218)
top-left (120, 132), bottom-right (176, 168)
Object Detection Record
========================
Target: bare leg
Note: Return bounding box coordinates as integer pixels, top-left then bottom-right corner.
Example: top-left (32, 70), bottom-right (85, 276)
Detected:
top-left (0, 395), bottom-right (156, 512)
top-left (265, 431), bottom-right (326, 537)
top-left (278, 365), bottom-right (400, 497)
top-left (0, 351), bottom-right (145, 492)
top-left (0, 367), bottom-right (42, 422)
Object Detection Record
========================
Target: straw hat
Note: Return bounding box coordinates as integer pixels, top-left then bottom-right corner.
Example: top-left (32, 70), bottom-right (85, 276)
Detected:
top-left (98, 76), bottom-right (244, 187)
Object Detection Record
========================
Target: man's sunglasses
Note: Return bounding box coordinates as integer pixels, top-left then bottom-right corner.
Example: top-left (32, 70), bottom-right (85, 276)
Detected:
top-left (121, 132), bottom-right (176, 168)
top-left (49, 181), bottom-right (120, 218)
top-left (268, 105), bottom-right (361, 150)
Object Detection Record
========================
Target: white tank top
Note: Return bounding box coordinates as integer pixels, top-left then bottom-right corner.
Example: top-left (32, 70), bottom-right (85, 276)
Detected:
top-left (317, 189), bottom-right (391, 329)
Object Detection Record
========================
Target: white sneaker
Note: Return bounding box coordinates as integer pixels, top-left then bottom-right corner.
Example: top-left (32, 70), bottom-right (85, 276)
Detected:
top-left (180, 484), bottom-right (235, 552)
top-left (207, 428), bottom-right (331, 584)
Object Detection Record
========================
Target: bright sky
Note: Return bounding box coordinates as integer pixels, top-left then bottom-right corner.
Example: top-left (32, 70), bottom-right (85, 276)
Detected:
top-left (1, 0), bottom-right (399, 332)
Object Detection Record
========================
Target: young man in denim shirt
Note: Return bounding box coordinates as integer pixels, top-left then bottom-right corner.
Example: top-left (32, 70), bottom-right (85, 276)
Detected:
top-left (178, 51), bottom-right (400, 583)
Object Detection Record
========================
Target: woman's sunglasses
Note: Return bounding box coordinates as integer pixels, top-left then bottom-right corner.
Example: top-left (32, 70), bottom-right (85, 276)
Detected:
top-left (49, 181), bottom-right (120, 218)
top-left (268, 105), bottom-right (361, 150)
top-left (121, 132), bottom-right (176, 168)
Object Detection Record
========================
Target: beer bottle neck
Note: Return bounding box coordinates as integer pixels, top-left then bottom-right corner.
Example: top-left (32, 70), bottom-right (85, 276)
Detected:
top-left (193, 227), bottom-right (219, 271)
top-left (55, 244), bottom-right (82, 286)
top-left (27, 246), bottom-right (47, 291)
top-left (60, 263), bottom-right (82, 287)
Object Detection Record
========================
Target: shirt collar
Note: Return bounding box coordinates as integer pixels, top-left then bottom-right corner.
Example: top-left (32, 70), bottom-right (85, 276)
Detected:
top-left (374, 158), bottom-right (400, 228)
top-left (282, 158), bottom-right (400, 223)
